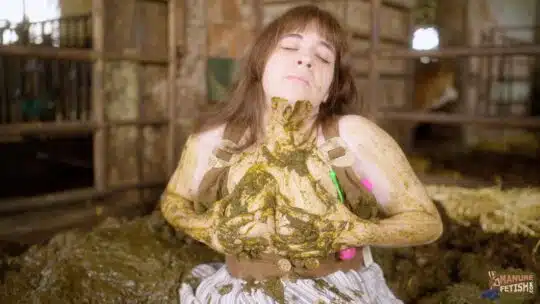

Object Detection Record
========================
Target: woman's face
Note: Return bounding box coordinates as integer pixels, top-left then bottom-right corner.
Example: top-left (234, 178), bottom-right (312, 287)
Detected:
top-left (261, 25), bottom-right (336, 108)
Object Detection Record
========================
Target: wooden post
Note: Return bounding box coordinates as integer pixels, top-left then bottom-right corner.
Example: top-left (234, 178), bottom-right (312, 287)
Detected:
top-left (135, 1), bottom-right (145, 202)
top-left (254, 0), bottom-right (264, 35)
top-left (167, 0), bottom-right (178, 176)
top-left (367, 0), bottom-right (381, 121)
top-left (92, 0), bottom-right (107, 192)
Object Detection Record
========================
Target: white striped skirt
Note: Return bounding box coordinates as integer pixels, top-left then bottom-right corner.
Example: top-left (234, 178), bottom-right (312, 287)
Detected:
top-left (179, 262), bottom-right (402, 304)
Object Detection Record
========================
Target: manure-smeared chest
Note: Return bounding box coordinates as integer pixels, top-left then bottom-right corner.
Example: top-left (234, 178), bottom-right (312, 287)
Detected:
top-left (214, 99), bottom-right (341, 257)
top-left (216, 137), bottom-right (339, 256)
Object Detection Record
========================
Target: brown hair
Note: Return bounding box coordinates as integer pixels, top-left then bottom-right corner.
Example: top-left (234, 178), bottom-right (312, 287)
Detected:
top-left (194, 5), bottom-right (357, 149)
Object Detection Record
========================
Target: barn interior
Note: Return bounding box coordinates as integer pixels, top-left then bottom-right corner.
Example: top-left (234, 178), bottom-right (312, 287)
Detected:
top-left (0, 0), bottom-right (539, 303)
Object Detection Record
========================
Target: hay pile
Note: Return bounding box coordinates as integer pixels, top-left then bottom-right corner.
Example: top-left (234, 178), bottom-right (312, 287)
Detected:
top-left (0, 212), bottom-right (222, 304)
top-left (375, 185), bottom-right (540, 303)
top-left (0, 186), bottom-right (539, 303)
top-left (427, 185), bottom-right (540, 238)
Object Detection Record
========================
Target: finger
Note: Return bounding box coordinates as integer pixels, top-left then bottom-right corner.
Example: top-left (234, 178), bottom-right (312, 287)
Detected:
top-left (334, 231), bottom-right (362, 249)
top-left (178, 215), bottom-right (215, 230)
top-left (220, 213), bottom-right (255, 228)
top-left (329, 204), bottom-right (360, 222)
top-left (211, 199), bottom-right (227, 216)
top-left (209, 231), bottom-right (235, 254)
top-left (277, 205), bottom-right (314, 222)
top-left (290, 250), bottom-right (326, 260)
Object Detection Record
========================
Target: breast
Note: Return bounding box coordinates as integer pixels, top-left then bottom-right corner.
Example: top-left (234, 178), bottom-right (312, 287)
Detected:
top-left (212, 136), bottom-right (350, 256)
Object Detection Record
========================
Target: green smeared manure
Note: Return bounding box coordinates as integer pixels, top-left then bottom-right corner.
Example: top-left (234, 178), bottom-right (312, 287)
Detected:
top-left (0, 203), bottom-right (538, 303)
top-left (0, 211), bottom-right (222, 304)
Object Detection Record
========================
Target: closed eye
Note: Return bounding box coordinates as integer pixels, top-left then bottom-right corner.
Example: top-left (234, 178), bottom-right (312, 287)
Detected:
top-left (281, 46), bottom-right (298, 51)
top-left (317, 55), bottom-right (330, 64)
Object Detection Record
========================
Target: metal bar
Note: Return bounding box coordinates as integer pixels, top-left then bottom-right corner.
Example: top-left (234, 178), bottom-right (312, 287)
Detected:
top-left (367, 0), bottom-right (381, 120)
top-left (0, 119), bottom-right (169, 136)
top-left (167, 0), bottom-right (178, 176)
top-left (507, 40), bottom-right (514, 113)
top-left (81, 61), bottom-right (91, 121)
top-left (92, 0), bottom-right (107, 193)
top-left (0, 55), bottom-right (6, 123)
top-left (378, 112), bottom-right (540, 128)
top-left (0, 180), bottom-right (165, 213)
top-left (378, 45), bottom-right (540, 59)
top-left (486, 28), bottom-right (495, 115)
top-left (70, 60), bottom-right (78, 120)
top-left (0, 45), bottom-right (168, 65)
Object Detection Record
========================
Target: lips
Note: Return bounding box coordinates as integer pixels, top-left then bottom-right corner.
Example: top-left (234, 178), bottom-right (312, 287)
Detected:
top-left (285, 75), bottom-right (309, 86)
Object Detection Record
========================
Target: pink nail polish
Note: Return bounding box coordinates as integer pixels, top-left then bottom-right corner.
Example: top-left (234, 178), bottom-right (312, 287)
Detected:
top-left (361, 178), bottom-right (372, 192)
top-left (339, 247), bottom-right (356, 260)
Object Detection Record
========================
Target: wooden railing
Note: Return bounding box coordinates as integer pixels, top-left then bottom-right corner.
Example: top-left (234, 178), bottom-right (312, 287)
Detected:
top-left (476, 26), bottom-right (538, 117)
top-left (0, 14), bottom-right (93, 125)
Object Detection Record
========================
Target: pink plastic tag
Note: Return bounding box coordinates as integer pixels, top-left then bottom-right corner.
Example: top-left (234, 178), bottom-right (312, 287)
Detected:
top-left (339, 247), bottom-right (357, 260)
top-left (361, 178), bottom-right (373, 192)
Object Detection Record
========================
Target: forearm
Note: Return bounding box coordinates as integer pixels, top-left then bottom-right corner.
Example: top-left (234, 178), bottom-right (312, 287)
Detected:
top-left (350, 211), bottom-right (443, 248)
top-left (160, 191), bottom-right (213, 244)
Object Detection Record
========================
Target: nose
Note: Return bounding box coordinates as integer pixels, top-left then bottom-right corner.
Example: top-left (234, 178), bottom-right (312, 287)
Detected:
top-left (296, 52), bottom-right (313, 68)
top-left (297, 59), bottom-right (312, 69)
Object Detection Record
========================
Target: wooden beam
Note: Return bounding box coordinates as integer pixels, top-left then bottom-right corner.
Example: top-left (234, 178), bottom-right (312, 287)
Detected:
top-left (378, 45), bottom-right (540, 59)
top-left (0, 45), bottom-right (169, 65)
top-left (0, 180), bottom-right (164, 214)
top-left (378, 111), bottom-right (540, 128)
top-left (0, 119), bottom-right (169, 136)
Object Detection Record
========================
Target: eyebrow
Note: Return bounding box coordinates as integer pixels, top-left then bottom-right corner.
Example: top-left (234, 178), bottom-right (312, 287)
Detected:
top-left (282, 33), bottom-right (335, 53)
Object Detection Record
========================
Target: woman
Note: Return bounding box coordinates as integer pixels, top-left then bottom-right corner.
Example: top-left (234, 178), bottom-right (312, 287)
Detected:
top-left (161, 5), bottom-right (443, 304)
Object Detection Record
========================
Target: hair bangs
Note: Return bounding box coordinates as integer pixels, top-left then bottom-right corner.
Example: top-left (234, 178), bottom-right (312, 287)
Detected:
top-left (272, 7), bottom-right (343, 55)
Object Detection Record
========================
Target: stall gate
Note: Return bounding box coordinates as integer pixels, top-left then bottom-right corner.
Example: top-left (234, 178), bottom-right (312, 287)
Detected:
top-left (0, 0), bottom-right (180, 244)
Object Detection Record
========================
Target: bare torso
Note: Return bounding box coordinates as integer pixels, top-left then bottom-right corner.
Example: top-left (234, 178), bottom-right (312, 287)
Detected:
top-left (190, 100), bottom-right (351, 259)
top-left (162, 105), bottom-right (443, 258)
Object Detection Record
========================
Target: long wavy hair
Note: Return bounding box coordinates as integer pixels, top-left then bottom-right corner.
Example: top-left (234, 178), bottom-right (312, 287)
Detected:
top-left (194, 5), bottom-right (358, 149)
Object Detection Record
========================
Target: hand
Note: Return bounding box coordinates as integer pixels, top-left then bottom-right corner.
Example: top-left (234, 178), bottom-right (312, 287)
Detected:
top-left (272, 201), bottom-right (363, 261)
top-left (323, 202), bottom-right (366, 250)
top-left (207, 184), bottom-right (276, 256)
top-left (160, 193), bottom-right (229, 250)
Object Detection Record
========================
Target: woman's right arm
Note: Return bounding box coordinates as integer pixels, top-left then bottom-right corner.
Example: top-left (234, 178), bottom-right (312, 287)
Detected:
top-left (160, 132), bottom-right (221, 244)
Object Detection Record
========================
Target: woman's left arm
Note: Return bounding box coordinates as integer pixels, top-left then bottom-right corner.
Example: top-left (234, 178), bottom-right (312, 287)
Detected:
top-left (339, 115), bottom-right (443, 248)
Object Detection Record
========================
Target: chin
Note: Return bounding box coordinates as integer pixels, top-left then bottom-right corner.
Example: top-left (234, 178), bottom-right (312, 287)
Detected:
top-left (274, 93), bottom-right (313, 104)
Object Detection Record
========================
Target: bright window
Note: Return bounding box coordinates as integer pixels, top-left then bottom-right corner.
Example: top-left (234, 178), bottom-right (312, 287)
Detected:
top-left (412, 26), bottom-right (439, 50)
top-left (1, 0), bottom-right (60, 44)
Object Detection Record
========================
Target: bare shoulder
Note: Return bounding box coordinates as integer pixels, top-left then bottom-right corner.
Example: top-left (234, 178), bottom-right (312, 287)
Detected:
top-left (191, 123), bottom-right (227, 149)
top-left (336, 114), bottom-right (433, 210)
top-left (337, 114), bottom-right (402, 155)
top-left (167, 123), bottom-right (226, 198)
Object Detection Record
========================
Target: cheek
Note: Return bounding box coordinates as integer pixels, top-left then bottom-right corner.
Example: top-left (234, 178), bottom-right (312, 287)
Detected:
top-left (317, 66), bottom-right (335, 92)
top-left (262, 57), bottom-right (282, 83)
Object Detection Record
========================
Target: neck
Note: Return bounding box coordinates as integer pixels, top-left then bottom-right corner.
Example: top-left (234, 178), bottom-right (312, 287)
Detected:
top-left (260, 97), bottom-right (318, 151)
